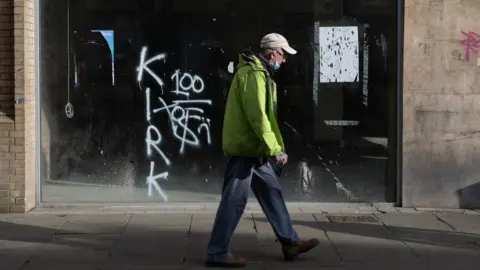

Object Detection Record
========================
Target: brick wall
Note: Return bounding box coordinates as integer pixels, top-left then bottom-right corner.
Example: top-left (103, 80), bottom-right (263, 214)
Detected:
top-left (0, 0), bottom-right (36, 213)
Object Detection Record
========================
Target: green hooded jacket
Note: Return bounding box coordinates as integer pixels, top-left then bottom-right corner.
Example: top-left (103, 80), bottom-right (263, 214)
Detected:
top-left (222, 52), bottom-right (285, 157)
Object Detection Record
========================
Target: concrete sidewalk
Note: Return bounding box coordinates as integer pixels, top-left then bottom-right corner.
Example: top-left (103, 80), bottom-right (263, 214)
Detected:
top-left (1, 205), bottom-right (480, 270)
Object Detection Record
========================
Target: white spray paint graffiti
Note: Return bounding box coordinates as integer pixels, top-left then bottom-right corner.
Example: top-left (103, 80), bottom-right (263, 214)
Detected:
top-left (137, 47), bottom-right (167, 93)
top-left (153, 69), bottom-right (212, 154)
top-left (137, 46), bottom-right (212, 201)
top-left (147, 161), bottom-right (169, 200)
top-left (153, 97), bottom-right (212, 154)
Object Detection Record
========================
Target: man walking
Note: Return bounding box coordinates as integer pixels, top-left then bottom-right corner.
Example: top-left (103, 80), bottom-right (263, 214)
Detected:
top-left (205, 33), bottom-right (319, 268)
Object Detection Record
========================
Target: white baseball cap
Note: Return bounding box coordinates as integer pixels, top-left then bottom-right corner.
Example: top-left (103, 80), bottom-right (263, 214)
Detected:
top-left (260, 33), bottom-right (297, 55)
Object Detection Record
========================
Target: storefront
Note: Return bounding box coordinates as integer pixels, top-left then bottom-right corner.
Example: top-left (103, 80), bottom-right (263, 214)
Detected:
top-left (5, 0), bottom-right (480, 213)
top-left (34, 0), bottom-right (402, 204)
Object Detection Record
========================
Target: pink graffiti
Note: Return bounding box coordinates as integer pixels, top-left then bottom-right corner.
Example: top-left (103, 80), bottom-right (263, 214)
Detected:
top-left (459, 31), bottom-right (480, 63)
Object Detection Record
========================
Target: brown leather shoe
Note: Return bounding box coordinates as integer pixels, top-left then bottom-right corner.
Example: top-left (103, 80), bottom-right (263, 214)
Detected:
top-left (205, 254), bottom-right (247, 268)
top-left (282, 238), bottom-right (320, 261)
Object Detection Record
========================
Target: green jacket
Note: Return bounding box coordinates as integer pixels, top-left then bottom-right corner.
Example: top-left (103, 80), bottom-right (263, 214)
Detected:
top-left (222, 53), bottom-right (285, 157)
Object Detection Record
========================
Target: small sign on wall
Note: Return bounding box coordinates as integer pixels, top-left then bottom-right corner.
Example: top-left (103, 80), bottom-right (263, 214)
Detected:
top-left (14, 98), bottom-right (27, 105)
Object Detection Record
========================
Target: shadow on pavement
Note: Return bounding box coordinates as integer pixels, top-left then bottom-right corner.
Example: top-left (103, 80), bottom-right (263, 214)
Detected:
top-left (0, 213), bottom-right (480, 269)
top-left (251, 214), bottom-right (480, 250)
top-left (0, 214), bottom-right (260, 270)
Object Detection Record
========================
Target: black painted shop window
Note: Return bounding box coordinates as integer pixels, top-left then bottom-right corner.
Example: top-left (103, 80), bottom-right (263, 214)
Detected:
top-left (39, 0), bottom-right (398, 203)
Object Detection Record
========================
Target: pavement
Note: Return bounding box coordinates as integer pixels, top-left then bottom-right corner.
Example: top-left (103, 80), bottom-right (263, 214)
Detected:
top-left (1, 203), bottom-right (480, 270)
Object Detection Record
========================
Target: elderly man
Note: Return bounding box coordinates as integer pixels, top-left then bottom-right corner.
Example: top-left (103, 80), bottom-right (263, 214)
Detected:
top-left (205, 33), bottom-right (319, 268)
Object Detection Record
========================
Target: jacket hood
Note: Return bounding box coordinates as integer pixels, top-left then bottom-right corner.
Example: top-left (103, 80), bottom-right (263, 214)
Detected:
top-left (236, 49), bottom-right (273, 74)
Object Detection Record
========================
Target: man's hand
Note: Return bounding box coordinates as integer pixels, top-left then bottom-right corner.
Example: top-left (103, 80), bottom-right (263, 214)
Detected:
top-left (274, 152), bottom-right (288, 166)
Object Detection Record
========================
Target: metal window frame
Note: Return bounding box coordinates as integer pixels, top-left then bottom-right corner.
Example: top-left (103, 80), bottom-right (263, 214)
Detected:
top-left (34, 0), bottom-right (41, 205)
top-left (395, 0), bottom-right (405, 206)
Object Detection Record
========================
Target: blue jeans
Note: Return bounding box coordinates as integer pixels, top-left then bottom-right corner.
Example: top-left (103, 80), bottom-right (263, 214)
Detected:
top-left (206, 157), bottom-right (300, 262)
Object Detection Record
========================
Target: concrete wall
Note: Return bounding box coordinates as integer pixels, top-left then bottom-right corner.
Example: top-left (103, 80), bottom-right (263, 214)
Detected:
top-left (403, 0), bottom-right (480, 208)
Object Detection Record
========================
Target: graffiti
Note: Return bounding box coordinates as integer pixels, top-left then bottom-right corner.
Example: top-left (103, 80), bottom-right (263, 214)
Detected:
top-left (452, 49), bottom-right (480, 67)
top-left (459, 31), bottom-right (480, 64)
top-left (170, 70), bottom-right (205, 97)
top-left (452, 50), bottom-right (464, 61)
top-left (137, 46), bottom-right (212, 201)
top-left (137, 47), bottom-right (167, 91)
top-left (153, 70), bottom-right (212, 154)
top-left (147, 161), bottom-right (169, 199)
top-left (145, 115), bottom-right (171, 165)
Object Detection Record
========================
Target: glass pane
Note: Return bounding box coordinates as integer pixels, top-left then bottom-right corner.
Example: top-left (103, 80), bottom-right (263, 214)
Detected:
top-left (40, 0), bottom-right (398, 203)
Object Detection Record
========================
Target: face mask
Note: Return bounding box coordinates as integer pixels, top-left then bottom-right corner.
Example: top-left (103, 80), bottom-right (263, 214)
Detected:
top-left (272, 61), bottom-right (280, 71)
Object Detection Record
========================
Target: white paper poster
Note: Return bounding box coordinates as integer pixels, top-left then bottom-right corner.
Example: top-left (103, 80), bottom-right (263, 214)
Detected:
top-left (319, 26), bottom-right (359, 83)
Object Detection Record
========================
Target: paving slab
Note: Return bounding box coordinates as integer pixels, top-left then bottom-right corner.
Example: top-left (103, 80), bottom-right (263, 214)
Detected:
top-left (2, 210), bottom-right (480, 269)
top-left (395, 208), bottom-right (419, 214)
top-left (316, 214), bottom-right (395, 240)
top-left (184, 264), bottom-right (264, 270)
top-left (409, 242), bottom-right (480, 270)
top-left (0, 220), bottom-right (56, 242)
top-left (103, 267), bottom-right (181, 270)
top-left (59, 221), bottom-right (126, 234)
top-left (185, 216), bottom-right (258, 268)
top-left (27, 244), bottom-right (110, 265)
top-left (434, 212), bottom-right (480, 245)
top-left (343, 261), bottom-right (427, 270)
top-left (0, 239), bottom-right (45, 251)
top-left (434, 212), bottom-right (480, 234)
top-left (312, 213), bottom-right (330, 222)
top-left (122, 224), bottom-right (190, 238)
top-left (20, 262), bottom-right (104, 270)
top-left (327, 231), bottom-right (417, 263)
top-left (185, 206), bottom-right (206, 213)
top-left (57, 214), bottom-right (131, 234)
top-left (268, 268), bottom-right (345, 270)
top-left (111, 224), bottom-right (189, 267)
top-left (375, 213), bottom-right (451, 231)
top-left (318, 203), bottom-right (370, 214)
top-left (128, 214), bottom-right (192, 226)
top-left (122, 207), bottom-right (148, 214)
top-left (145, 208), bottom-right (168, 213)
top-left (463, 210), bottom-right (480, 215)
top-left (253, 213), bottom-right (342, 268)
top-left (374, 213), bottom-right (474, 248)
top-left (372, 203), bottom-right (401, 214)
top-left (48, 233), bottom-right (119, 251)
top-left (108, 240), bottom-right (187, 267)
top-left (67, 214), bottom-right (131, 222)
top-left (314, 214), bottom-right (416, 263)
top-left (4, 214), bottom-right (68, 229)
top-left (0, 253), bottom-right (35, 270)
